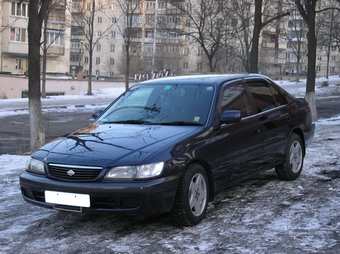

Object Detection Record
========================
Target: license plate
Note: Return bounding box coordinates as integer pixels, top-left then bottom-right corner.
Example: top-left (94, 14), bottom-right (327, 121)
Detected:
top-left (45, 190), bottom-right (90, 208)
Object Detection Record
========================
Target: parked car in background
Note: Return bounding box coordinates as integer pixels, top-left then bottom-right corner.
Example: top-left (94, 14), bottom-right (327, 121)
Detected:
top-left (20, 74), bottom-right (315, 226)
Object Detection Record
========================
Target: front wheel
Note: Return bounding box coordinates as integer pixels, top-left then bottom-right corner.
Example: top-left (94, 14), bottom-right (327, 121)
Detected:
top-left (275, 133), bottom-right (304, 180)
top-left (172, 163), bottom-right (209, 226)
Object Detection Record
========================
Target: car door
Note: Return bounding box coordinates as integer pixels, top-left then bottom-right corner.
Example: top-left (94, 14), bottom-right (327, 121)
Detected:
top-left (205, 81), bottom-right (262, 191)
top-left (246, 80), bottom-right (293, 166)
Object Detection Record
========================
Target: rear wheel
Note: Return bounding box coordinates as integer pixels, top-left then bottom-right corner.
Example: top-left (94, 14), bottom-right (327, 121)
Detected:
top-left (173, 163), bottom-right (209, 226)
top-left (275, 133), bottom-right (304, 180)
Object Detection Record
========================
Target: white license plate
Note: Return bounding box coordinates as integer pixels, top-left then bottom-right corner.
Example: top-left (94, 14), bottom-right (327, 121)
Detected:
top-left (45, 190), bottom-right (90, 208)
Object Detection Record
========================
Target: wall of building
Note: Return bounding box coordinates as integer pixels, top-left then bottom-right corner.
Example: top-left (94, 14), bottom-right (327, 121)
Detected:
top-left (0, 76), bottom-right (134, 99)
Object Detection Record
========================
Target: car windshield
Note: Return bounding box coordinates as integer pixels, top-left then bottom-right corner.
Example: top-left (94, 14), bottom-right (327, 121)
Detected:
top-left (96, 83), bottom-right (215, 126)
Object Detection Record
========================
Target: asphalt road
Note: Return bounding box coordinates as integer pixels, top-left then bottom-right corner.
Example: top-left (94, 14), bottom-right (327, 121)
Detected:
top-left (0, 96), bottom-right (339, 155)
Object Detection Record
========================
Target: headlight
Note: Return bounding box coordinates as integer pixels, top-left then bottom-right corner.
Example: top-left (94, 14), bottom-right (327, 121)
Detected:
top-left (104, 162), bottom-right (164, 179)
top-left (26, 157), bottom-right (45, 174)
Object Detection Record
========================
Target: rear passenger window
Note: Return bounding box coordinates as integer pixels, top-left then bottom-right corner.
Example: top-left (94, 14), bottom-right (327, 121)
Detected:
top-left (221, 84), bottom-right (253, 118)
top-left (270, 85), bottom-right (287, 106)
top-left (247, 82), bottom-right (275, 113)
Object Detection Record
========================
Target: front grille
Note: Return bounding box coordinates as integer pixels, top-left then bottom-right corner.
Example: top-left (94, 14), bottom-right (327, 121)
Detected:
top-left (47, 163), bottom-right (103, 181)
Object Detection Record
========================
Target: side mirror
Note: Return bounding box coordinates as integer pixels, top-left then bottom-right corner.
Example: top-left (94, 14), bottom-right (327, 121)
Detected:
top-left (92, 108), bottom-right (103, 119)
top-left (220, 110), bottom-right (241, 124)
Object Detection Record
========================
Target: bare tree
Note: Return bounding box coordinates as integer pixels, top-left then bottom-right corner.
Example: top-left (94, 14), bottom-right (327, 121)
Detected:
top-left (68, 0), bottom-right (116, 95)
top-left (285, 6), bottom-right (308, 82)
top-left (249, 0), bottom-right (290, 73)
top-left (115, 0), bottom-right (143, 90)
top-left (28, 0), bottom-right (53, 151)
top-left (294, 0), bottom-right (319, 121)
top-left (168, 0), bottom-right (230, 73)
top-left (229, 0), bottom-right (253, 72)
top-left (315, 0), bottom-right (340, 79)
top-left (41, 0), bottom-right (66, 98)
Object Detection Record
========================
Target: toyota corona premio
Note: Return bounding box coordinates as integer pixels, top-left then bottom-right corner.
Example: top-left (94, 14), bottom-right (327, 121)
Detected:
top-left (20, 74), bottom-right (315, 226)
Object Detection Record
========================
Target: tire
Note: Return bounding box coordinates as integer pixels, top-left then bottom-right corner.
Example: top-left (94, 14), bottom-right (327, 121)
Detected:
top-left (173, 163), bottom-right (209, 226)
top-left (275, 133), bottom-right (304, 181)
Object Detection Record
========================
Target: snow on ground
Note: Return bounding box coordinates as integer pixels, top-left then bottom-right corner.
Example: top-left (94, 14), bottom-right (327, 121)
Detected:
top-left (0, 76), bottom-right (339, 253)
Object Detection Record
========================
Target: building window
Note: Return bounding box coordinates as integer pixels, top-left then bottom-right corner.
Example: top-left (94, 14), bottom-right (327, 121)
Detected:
top-left (110, 58), bottom-right (114, 65)
top-left (16, 59), bottom-right (22, 70)
top-left (97, 44), bottom-right (101, 51)
top-left (330, 67), bottom-right (335, 73)
top-left (317, 55), bottom-right (322, 61)
top-left (84, 57), bottom-right (89, 64)
top-left (97, 31), bottom-right (102, 37)
top-left (331, 55), bottom-right (336, 61)
top-left (144, 44), bottom-right (153, 53)
top-left (112, 17), bottom-right (116, 24)
top-left (146, 1), bottom-right (156, 9)
top-left (146, 60), bottom-right (152, 67)
top-left (146, 15), bottom-right (155, 24)
top-left (11, 2), bottom-right (29, 17)
top-left (46, 32), bottom-right (65, 45)
top-left (110, 44), bottom-right (115, 52)
top-left (10, 28), bottom-right (26, 42)
top-left (112, 31), bottom-right (116, 38)
top-left (184, 48), bottom-right (189, 55)
top-left (168, 46), bottom-right (179, 53)
top-left (197, 62), bottom-right (202, 71)
top-left (316, 66), bottom-right (321, 72)
top-left (110, 71), bottom-right (114, 76)
top-left (183, 62), bottom-right (189, 70)
top-left (71, 41), bottom-right (81, 48)
top-left (96, 57), bottom-right (100, 64)
top-left (98, 17), bottom-right (102, 23)
top-left (132, 15), bottom-right (141, 24)
top-left (158, 1), bottom-right (166, 9)
top-left (70, 54), bottom-right (81, 62)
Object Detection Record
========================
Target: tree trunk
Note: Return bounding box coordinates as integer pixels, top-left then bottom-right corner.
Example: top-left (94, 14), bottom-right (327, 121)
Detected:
top-left (305, 1), bottom-right (317, 121)
top-left (28, 0), bottom-right (47, 151)
top-left (249, 0), bottom-right (262, 73)
top-left (42, 14), bottom-right (48, 98)
top-left (125, 55), bottom-right (130, 91)
top-left (87, 48), bottom-right (93, 95)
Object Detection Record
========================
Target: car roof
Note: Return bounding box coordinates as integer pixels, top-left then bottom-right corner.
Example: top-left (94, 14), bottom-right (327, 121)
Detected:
top-left (137, 73), bottom-right (270, 87)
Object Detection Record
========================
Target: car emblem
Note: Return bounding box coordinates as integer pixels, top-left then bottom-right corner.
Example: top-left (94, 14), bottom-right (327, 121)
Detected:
top-left (67, 170), bottom-right (75, 176)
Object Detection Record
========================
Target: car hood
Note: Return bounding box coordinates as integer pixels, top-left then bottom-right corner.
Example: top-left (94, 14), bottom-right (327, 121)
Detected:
top-left (38, 123), bottom-right (201, 167)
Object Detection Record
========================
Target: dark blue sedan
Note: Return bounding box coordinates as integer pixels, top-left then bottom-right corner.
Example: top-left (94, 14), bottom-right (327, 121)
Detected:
top-left (20, 74), bottom-right (315, 226)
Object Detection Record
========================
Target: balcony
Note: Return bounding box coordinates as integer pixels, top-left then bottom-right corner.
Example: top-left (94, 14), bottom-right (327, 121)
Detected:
top-left (70, 48), bottom-right (84, 54)
top-left (47, 21), bottom-right (66, 31)
top-left (261, 42), bottom-right (287, 49)
top-left (47, 45), bottom-right (65, 56)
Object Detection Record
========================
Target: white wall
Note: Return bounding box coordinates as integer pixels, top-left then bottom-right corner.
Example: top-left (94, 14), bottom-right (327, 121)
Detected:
top-left (0, 76), bottom-right (134, 99)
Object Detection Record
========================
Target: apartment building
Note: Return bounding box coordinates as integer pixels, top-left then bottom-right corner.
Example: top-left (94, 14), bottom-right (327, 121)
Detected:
top-left (0, 0), bottom-right (69, 75)
top-left (1, 0), bottom-right (339, 79)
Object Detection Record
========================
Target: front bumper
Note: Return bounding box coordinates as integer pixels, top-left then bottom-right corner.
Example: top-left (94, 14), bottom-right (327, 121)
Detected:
top-left (19, 172), bottom-right (180, 214)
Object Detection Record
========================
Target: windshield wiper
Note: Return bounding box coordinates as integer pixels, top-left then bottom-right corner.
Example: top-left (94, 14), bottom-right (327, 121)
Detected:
top-left (102, 120), bottom-right (152, 124)
top-left (158, 121), bottom-right (203, 126)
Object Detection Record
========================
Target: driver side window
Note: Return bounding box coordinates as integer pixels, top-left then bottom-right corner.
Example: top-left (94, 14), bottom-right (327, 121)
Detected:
top-left (220, 84), bottom-right (252, 118)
